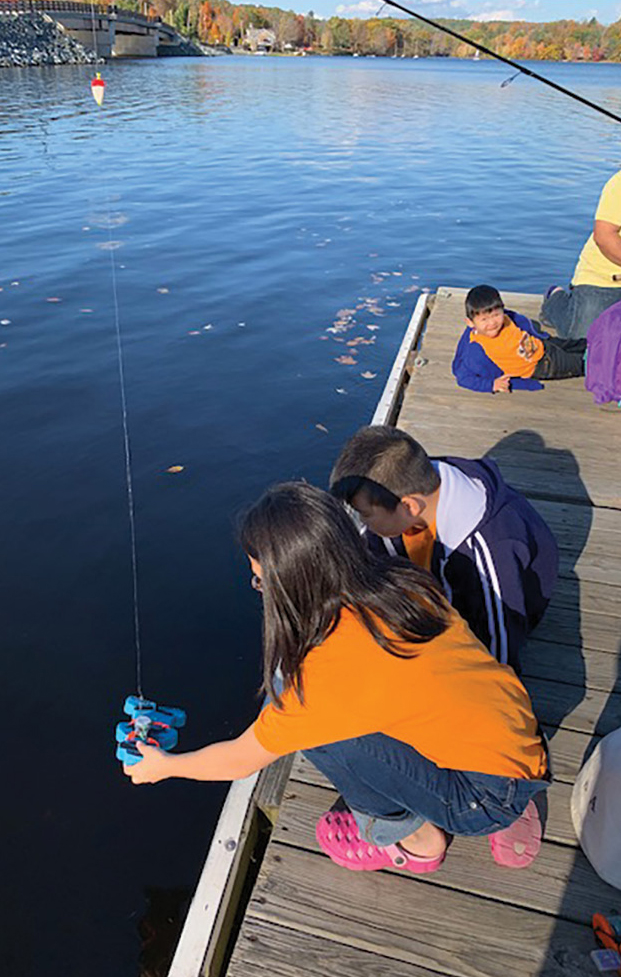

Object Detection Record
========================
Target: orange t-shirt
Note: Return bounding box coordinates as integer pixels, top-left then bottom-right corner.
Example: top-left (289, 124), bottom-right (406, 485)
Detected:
top-left (254, 608), bottom-right (547, 781)
top-left (470, 316), bottom-right (544, 378)
top-left (402, 520), bottom-right (436, 571)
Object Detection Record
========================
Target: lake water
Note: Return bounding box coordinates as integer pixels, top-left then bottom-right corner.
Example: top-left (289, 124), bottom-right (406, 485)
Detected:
top-left (1, 53), bottom-right (621, 976)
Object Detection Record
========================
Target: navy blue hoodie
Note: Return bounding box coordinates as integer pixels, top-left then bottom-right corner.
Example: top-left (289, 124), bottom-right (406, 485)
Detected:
top-left (367, 457), bottom-right (558, 669)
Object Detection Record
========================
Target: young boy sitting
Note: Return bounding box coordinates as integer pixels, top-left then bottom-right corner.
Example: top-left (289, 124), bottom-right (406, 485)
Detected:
top-left (330, 425), bottom-right (558, 670)
top-left (453, 284), bottom-right (587, 393)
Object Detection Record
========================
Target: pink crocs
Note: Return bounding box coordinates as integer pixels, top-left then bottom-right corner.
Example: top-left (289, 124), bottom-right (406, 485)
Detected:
top-left (489, 799), bottom-right (542, 868)
top-left (316, 808), bottom-right (445, 874)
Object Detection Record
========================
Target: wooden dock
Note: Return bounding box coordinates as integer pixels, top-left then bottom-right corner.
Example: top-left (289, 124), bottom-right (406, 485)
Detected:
top-left (176, 288), bottom-right (621, 977)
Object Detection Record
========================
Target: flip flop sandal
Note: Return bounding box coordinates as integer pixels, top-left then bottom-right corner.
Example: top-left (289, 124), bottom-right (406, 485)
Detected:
top-left (316, 808), bottom-right (445, 874)
top-left (489, 799), bottom-right (542, 868)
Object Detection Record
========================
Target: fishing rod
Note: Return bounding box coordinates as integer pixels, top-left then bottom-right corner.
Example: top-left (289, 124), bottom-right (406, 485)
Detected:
top-left (380, 0), bottom-right (621, 127)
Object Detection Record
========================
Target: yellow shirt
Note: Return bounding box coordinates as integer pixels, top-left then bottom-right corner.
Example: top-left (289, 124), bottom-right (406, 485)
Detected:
top-left (470, 317), bottom-right (544, 378)
top-left (254, 607), bottom-right (547, 781)
top-left (573, 171), bottom-right (621, 288)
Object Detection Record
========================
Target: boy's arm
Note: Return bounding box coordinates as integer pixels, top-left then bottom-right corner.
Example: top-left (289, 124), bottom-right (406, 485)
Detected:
top-left (481, 535), bottom-right (556, 668)
top-left (447, 538), bottom-right (530, 666)
top-left (125, 724), bottom-right (280, 785)
top-left (507, 309), bottom-right (549, 340)
top-left (452, 341), bottom-right (497, 393)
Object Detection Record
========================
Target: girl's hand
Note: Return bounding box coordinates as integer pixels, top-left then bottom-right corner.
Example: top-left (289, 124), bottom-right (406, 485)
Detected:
top-left (123, 742), bottom-right (173, 785)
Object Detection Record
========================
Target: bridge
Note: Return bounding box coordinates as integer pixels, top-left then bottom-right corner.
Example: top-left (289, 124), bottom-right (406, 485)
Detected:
top-left (0, 0), bottom-right (185, 57)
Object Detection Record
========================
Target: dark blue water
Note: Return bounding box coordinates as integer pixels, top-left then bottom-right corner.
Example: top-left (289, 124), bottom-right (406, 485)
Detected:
top-left (1, 54), bottom-right (621, 976)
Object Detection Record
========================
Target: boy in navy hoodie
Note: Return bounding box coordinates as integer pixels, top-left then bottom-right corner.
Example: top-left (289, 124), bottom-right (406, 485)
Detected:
top-left (330, 425), bottom-right (558, 670)
top-left (453, 284), bottom-right (586, 394)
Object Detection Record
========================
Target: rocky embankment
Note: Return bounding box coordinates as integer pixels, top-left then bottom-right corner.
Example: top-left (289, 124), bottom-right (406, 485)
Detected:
top-left (0, 11), bottom-right (99, 67)
top-left (157, 36), bottom-right (207, 56)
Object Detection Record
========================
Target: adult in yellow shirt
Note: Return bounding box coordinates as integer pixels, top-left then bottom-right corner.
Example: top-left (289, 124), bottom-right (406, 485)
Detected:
top-left (541, 170), bottom-right (621, 338)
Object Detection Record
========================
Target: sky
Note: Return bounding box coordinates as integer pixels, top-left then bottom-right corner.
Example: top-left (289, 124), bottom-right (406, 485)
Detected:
top-left (308, 0), bottom-right (621, 25)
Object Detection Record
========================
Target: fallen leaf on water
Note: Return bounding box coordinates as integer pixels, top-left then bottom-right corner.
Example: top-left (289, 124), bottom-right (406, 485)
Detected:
top-left (157, 287), bottom-right (169, 294)
top-left (47, 297), bottom-right (62, 303)
top-left (315, 424), bottom-right (329, 433)
top-left (166, 465), bottom-right (185, 473)
top-left (361, 371), bottom-right (377, 379)
top-left (335, 388), bottom-right (347, 395)
top-left (335, 355), bottom-right (357, 365)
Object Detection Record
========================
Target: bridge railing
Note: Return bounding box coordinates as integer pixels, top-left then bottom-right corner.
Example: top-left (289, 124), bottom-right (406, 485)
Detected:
top-left (0, 0), bottom-right (162, 23)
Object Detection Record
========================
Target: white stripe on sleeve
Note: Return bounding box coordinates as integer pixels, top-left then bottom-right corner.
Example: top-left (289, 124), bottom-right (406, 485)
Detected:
top-left (474, 532), bottom-right (509, 665)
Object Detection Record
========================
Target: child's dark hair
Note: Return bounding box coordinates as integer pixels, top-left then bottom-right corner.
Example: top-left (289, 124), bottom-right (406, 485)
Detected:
top-left (329, 425), bottom-right (440, 512)
top-left (240, 481), bottom-right (449, 706)
top-left (465, 284), bottom-right (504, 320)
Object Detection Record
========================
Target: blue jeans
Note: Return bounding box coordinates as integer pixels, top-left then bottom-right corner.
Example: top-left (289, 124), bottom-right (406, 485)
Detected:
top-left (540, 284), bottom-right (621, 339)
top-left (303, 733), bottom-right (550, 847)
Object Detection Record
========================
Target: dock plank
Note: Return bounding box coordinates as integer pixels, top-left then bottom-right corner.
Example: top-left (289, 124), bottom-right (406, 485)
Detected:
top-left (246, 846), bottom-right (595, 977)
top-left (534, 578), bottom-right (621, 654)
top-left (522, 640), bottom-right (621, 693)
top-left (228, 917), bottom-right (450, 977)
top-left (525, 676), bottom-right (621, 736)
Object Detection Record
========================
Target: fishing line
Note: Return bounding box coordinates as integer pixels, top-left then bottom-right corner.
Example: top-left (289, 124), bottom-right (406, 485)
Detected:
top-left (90, 91), bottom-right (187, 766)
top-left (89, 0), bottom-right (98, 59)
top-left (104, 196), bottom-right (144, 699)
top-left (88, 24), bottom-right (142, 699)
top-left (380, 0), bottom-right (621, 126)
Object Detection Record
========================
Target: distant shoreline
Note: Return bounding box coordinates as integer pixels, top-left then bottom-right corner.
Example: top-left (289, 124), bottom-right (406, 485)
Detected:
top-left (234, 50), bottom-right (621, 65)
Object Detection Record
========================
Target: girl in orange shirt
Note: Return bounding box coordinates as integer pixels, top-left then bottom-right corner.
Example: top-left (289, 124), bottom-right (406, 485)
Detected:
top-left (126, 482), bottom-right (549, 873)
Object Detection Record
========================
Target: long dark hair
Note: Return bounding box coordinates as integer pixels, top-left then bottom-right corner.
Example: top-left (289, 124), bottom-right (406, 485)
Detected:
top-left (240, 481), bottom-right (450, 707)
